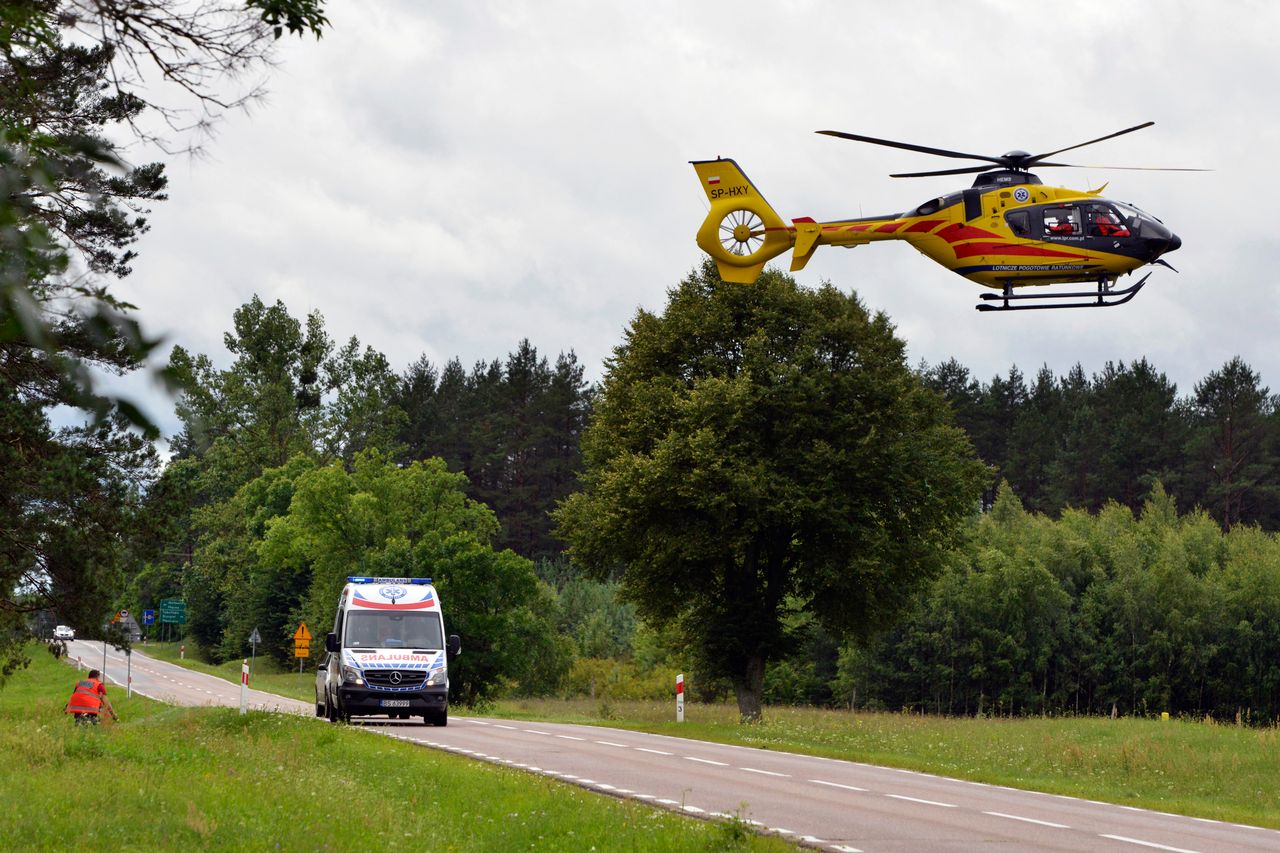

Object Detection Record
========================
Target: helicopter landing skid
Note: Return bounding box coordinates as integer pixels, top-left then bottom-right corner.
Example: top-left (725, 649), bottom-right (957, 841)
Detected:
top-left (975, 273), bottom-right (1151, 312)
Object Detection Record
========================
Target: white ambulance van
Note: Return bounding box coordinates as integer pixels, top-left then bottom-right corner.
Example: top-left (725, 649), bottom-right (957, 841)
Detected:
top-left (316, 577), bottom-right (460, 726)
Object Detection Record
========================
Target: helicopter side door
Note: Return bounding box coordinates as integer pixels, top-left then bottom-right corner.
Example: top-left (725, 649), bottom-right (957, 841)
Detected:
top-left (1040, 204), bottom-right (1083, 238)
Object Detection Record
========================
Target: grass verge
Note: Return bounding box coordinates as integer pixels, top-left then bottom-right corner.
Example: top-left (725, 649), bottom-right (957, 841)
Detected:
top-left (3, 648), bottom-right (790, 852)
top-left (490, 697), bottom-right (1280, 830)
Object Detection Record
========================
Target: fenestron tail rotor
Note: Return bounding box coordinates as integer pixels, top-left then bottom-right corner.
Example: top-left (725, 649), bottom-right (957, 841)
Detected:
top-left (719, 209), bottom-right (766, 257)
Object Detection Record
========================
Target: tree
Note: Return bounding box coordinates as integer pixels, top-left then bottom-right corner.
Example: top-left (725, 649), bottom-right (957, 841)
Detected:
top-left (260, 451), bottom-right (568, 702)
top-left (555, 263), bottom-right (986, 721)
top-left (1, 0), bottom-right (328, 422)
top-left (396, 341), bottom-right (593, 559)
top-left (1185, 357), bottom-right (1279, 529)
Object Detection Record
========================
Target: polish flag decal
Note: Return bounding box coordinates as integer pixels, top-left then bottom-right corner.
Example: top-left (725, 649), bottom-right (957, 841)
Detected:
top-left (707, 176), bottom-right (721, 185)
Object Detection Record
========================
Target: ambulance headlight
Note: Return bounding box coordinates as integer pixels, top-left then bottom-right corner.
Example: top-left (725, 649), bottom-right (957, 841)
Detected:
top-left (341, 665), bottom-right (364, 686)
top-left (425, 668), bottom-right (446, 687)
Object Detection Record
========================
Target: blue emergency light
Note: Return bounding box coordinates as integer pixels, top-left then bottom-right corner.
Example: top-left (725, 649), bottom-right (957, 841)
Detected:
top-left (346, 576), bottom-right (432, 584)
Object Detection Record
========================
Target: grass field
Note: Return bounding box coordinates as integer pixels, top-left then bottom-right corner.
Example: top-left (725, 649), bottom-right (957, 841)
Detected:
top-left (134, 642), bottom-right (1280, 830)
top-left (2, 647), bottom-right (790, 851)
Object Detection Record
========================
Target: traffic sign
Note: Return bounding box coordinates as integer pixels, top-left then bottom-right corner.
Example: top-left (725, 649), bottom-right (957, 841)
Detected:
top-left (142, 609), bottom-right (155, 626)
top-left (293, 622), bottom-right (311, 659)
top-left (159, 599), bottom-right (186, 625)
top-left (249, 627), bottom-right (262, 645)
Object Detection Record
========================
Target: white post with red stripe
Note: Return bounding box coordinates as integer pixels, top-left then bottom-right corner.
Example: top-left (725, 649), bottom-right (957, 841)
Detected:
top-left (239, 658), bottom-right (249, 715)
top-left (676, 673), bottom-right (685, 723)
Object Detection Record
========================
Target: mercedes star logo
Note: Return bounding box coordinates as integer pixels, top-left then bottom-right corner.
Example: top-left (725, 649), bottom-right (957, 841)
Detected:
top-left (389, 671), bottom-right (402, 684)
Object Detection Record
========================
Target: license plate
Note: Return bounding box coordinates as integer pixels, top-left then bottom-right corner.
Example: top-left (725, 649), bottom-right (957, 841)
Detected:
top-left (379, 699), bottom-right (410, 708)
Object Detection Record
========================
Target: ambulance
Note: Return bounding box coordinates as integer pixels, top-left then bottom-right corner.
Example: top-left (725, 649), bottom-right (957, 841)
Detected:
top-left (316, 577), bottom-right (460, 726)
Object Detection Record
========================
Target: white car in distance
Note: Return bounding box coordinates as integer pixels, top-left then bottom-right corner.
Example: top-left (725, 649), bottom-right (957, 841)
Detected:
top-left (53, 625), bottom-right (75, 641)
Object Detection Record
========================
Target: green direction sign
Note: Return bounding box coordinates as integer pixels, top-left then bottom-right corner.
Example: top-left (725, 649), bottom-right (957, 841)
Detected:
top-left (159, 598), bottom-right (186, 624)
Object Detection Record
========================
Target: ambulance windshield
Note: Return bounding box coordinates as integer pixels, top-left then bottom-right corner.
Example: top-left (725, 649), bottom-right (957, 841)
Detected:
top-left (345, 611), bottom-right (443, 649)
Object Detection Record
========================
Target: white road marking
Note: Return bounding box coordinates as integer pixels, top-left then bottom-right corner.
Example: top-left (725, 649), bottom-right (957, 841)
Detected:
top-left (523, 729), bottom-right (551, 735)
top-left (635, 747), bottom-right (672, 756)
top-left (556, 734), bottom-right (584, 741)
top-left (683, 805), bottom-right (705, 814)
top-left (983, 811), bottom-right (1069, 829)
top-left (494, 724), bottom-right (517, 730)
top-left (740, 767), bottom-right (789, 778)
top-left (656, 798), bottom-right (680, 806)
top-left (595, 740), bottom-right (629, 747)
top-left (809, 779), bottom-right (868, 792)
top-left (831, 846), bottom-right (864, 853)
top-left (886, 794), bottom-right (957, 808)
top-left (1099, 835), bottom-right (1202, 853)
top-left (684, 756), bottom-right (729, 766)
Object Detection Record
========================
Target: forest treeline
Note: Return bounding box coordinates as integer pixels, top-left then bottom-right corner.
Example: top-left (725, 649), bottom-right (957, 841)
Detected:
top-left (15, 289), bottom-right (1280, 719)
top-left (922, 356), bottom-right (1280, 528)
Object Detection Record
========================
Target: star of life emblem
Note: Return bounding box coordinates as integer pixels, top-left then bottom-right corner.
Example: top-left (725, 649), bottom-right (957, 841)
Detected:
top-left (380, 585), bottom-right (406, 601)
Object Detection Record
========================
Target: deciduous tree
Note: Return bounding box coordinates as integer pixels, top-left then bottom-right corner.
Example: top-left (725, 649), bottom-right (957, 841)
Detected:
top-left (556, 263), bottom-right (986, 721)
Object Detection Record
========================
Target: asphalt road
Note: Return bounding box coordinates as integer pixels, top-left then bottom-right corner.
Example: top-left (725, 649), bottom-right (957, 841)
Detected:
top-left (65, 639), bottom-right (310, 715)
top-left (64, 643), bottom-right (1280, 853)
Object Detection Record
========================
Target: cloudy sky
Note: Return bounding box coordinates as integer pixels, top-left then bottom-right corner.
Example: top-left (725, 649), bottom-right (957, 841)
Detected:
top-left (111, 0), bottom-right (1279, 435)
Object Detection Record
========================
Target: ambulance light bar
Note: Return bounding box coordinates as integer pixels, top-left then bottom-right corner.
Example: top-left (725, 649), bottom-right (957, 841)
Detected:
top-left (346, 577), bottom-right (433, 585)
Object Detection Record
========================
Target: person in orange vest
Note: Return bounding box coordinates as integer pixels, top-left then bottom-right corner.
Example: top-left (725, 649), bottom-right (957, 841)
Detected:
top-left (64, 669), bottom-right (118, 725)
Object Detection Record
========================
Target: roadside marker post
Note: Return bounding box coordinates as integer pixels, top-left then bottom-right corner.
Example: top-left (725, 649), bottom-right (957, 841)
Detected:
top-left (676, 673), bottom-right (685, 723)
top-left (239, 659), bottom-right (249, 715)
top-left (126, 649), bottom-right (132, 698)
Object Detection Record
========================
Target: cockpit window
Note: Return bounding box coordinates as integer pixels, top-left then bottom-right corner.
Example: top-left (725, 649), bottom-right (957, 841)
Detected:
top-left (1042, 205), bottom-right (1081, 236)
top-left (1085, 203), bottom-right (1130, 238)
top-left (1005, 209), bottom-right (1031, 237)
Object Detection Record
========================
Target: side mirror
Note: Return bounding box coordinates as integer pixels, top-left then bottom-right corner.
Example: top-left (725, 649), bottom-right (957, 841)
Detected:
top-left (447, 634), bottom-right (461, 657)
top-left (325, 632), bottom-right (339, 653)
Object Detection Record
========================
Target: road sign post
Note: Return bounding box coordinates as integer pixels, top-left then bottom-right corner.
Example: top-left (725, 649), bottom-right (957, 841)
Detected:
top-left (248, 627), bottom-right (261, 680)
top-left (239, 659), bottom-right (249, 715)
top-left (676, 673), bottom-right (685, 723)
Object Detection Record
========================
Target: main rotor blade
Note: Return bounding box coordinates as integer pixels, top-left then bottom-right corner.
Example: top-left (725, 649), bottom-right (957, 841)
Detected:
top-left (817, 130), bottom-right (1004, 164)
top-left (1028, 121), bottom-right (1154, 164)
top-left (890, 165), bottom-right (1000, 178)
top-left (1030, 162), bottom-right (1212, 172)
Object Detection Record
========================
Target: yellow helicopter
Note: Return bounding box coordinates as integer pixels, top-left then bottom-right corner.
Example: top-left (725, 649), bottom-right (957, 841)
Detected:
top-left (692, 122), bottom-right (1195, 311)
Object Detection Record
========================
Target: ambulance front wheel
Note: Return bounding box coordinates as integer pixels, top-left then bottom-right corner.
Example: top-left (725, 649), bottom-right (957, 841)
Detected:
top-left (425, 708), bottom-right (447, 727)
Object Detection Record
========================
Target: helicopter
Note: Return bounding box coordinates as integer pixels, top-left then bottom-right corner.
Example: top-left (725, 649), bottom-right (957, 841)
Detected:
top-left (691, 122), bottom-right (1196, 311)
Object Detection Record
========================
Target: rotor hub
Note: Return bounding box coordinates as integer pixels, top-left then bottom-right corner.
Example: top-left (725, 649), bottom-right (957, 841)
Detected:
top-left (732, 223), bottom-right (753, 242)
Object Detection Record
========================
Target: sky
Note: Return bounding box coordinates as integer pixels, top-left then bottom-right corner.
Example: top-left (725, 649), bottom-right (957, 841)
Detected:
top-left (108, 0), bottom-right (1280, 437)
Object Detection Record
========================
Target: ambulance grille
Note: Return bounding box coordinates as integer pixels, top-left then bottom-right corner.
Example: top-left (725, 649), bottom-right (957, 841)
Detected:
top-left (364, 670), bottom-right (427, 690)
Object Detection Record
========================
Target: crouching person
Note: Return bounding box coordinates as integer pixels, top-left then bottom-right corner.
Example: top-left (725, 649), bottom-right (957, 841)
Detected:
top-left (65, 669), bottom-right (118, 725)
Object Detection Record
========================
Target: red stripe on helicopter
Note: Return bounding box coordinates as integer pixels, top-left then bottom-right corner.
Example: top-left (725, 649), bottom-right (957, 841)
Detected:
top-left (905, 219), bottom-right (945, 233)
top-left (951, 242), bottom-right (1092, 260)
top-left (935, 223), bottom-right (1002, 242)
top-left (875, 222), bottom-right (907, 233)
